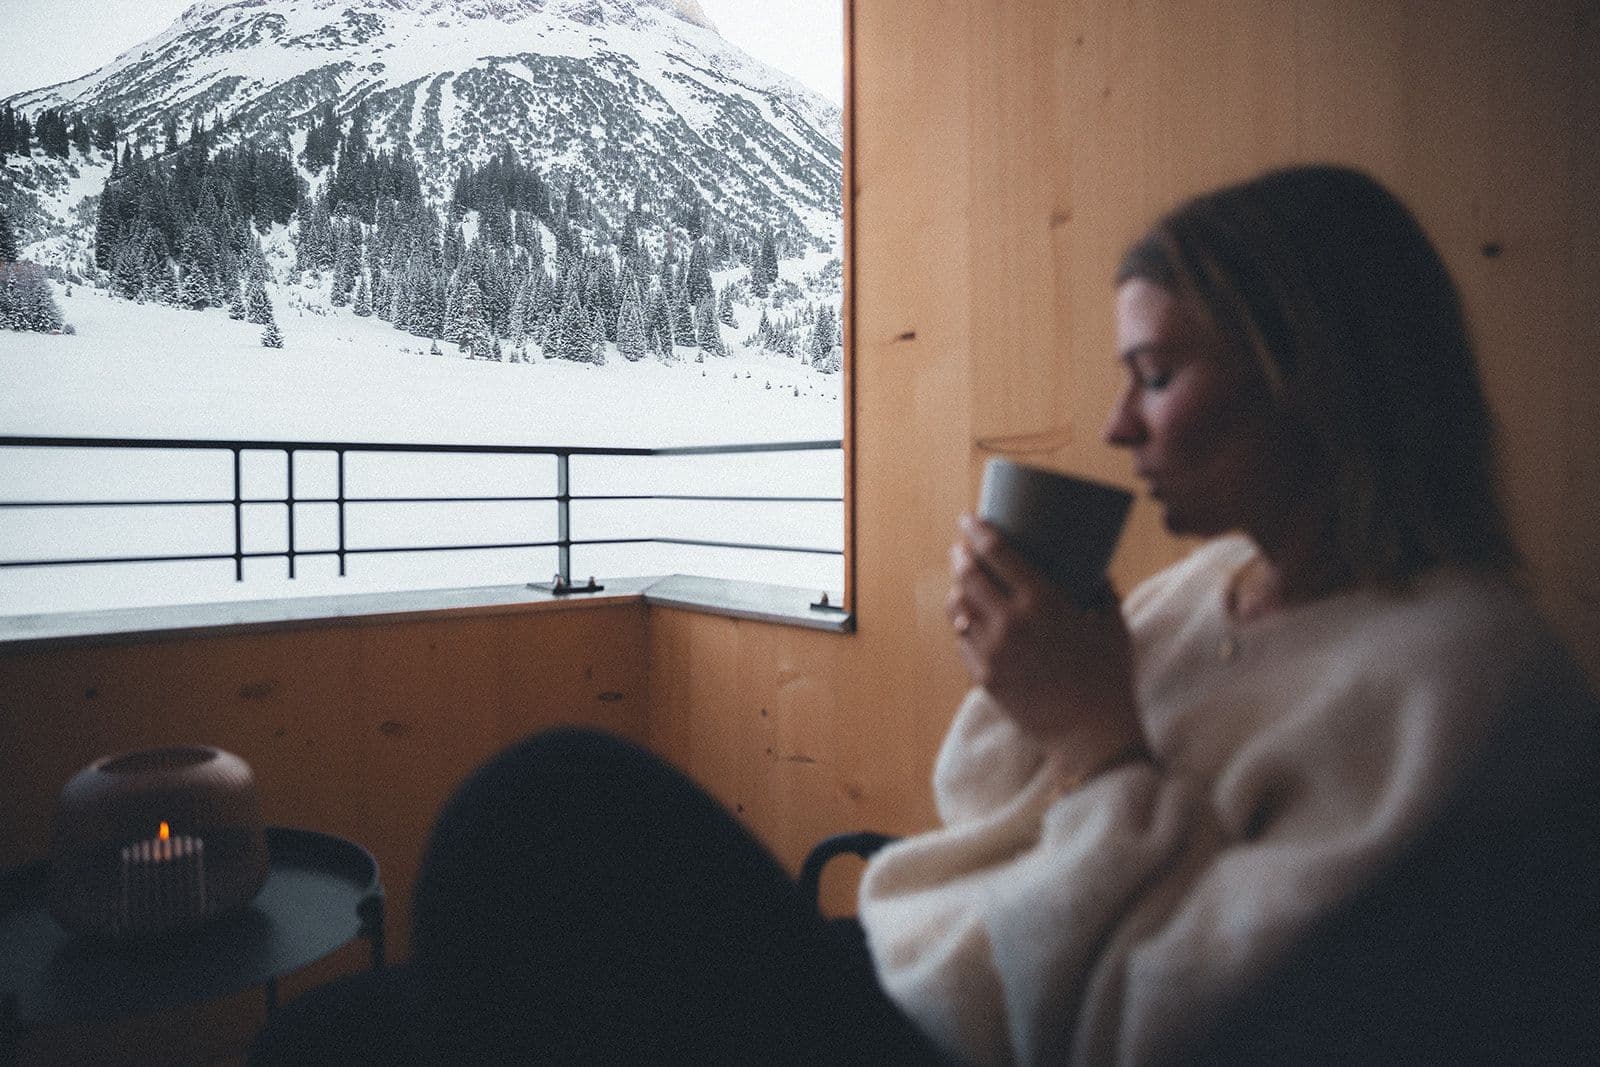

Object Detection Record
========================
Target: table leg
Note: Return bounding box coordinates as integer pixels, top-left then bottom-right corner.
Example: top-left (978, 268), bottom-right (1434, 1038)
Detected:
top-left (358, 891), bottom-right (386, 969)
top-left (2, 992), bottom-right (17, 1067)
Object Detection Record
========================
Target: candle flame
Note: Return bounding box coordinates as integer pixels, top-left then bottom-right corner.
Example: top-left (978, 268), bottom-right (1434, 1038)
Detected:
top-left (158, 821), bottom-right (170, 841)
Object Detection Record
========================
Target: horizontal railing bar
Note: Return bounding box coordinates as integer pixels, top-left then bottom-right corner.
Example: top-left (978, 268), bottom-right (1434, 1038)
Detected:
top-left (0, 499), bottom-right (563, 508)
top-left (646, 441), bottom-right (841, 456)
top-left (574, 494), bottom-right (843, 504)
top-left (618, 537), bottom-right (844, 556)
top-left (0, 542), bottom-right (565, 569)
top-left (0, 436), bottom-right (840, 457)
top-left (0, 494), bottom-right (845, 508)
top-left (0, 500), bottom-right (238, 508)
top-left (2, 536), bottom-right (845, 570)
top-left (1, 551), bottom-right (282, 568)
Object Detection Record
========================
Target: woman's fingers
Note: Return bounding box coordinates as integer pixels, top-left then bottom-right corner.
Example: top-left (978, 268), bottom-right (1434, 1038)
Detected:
top-left (958, 516), bottom-right (1046, 608)
top-left (950, 538), bottom-right (1007, 618)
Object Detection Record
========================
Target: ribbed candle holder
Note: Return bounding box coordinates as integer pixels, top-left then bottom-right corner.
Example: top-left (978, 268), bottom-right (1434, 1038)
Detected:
top-left (48, 746), bottom-right (268, 938)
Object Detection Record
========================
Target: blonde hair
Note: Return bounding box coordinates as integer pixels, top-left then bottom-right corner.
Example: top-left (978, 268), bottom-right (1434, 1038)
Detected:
top-left (1117, 165), bottom-right (1518, 585)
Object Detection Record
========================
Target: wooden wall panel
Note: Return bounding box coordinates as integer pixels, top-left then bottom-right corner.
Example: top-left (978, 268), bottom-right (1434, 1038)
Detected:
top-left (0, 603), bottom-right (647, 1063)
top-left (648, 0), bottom-right (1600, 916)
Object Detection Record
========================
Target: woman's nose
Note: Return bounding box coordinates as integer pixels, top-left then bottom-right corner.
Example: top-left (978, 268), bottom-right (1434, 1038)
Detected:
top-left (1103, 387), bottom-right (1142, 447)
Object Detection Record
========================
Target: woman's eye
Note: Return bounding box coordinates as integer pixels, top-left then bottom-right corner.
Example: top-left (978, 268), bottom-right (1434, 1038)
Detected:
top-left (1141, 371), bottom-right (1170, 390)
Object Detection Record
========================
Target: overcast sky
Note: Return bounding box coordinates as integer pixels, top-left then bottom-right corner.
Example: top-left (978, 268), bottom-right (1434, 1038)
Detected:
top-left (0, 0), bottom-right (843, 105)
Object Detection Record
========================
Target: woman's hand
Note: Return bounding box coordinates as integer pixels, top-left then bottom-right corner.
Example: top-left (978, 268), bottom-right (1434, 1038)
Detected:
top-left (946, 515), bottom-right (1144, 775)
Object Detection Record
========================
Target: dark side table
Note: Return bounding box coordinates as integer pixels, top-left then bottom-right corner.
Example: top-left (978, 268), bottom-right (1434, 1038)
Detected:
top-left (0, 826), bottom-right (384, 1066)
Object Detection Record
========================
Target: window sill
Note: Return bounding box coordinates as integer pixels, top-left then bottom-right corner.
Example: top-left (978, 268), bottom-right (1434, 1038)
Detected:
top-left (0, 576), bottom-right (854, 651)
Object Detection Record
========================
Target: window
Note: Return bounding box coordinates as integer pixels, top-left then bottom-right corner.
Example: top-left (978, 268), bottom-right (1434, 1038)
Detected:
top-left (0, 0), bottom-right (850, 625)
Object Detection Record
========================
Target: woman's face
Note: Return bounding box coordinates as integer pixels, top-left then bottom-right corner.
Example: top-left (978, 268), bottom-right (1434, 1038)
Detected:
top-left (1103, 278), bottom-right (1280, 538)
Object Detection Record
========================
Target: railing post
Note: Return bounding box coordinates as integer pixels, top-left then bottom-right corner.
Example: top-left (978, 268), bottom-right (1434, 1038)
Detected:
top-left (231, 448), bottom-right (243, 582)
top-left (336, 450), bottom-right (347, 577)
top-left (285, 448), bottom-right (296, 579)
top-left (556, 452), bottom-right (571, 587)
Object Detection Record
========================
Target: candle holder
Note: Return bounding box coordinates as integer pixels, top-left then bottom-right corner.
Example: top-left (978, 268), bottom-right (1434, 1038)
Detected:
top-left (47, 746), bottom-right (269, 938)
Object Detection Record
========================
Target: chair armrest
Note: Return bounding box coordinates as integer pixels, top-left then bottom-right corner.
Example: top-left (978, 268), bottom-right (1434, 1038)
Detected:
top-left (798, 831), bottom-right (899, 912)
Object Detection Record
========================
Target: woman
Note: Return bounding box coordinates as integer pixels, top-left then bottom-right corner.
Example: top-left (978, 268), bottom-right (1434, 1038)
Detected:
top-left (860, 165), bottom-right (1597, 1064)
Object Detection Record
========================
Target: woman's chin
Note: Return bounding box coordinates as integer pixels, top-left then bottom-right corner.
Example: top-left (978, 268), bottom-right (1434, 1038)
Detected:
top-left (1160, 505), bottom-right (1222, 539)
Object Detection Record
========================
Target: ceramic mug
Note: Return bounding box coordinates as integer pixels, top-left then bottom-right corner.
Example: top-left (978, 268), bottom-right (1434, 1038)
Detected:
top-left (977, 457), bottom-right (1133, 604)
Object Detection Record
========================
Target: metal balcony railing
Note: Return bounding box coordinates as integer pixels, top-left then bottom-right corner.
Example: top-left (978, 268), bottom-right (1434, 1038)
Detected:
top-left (0, 436), bottom-right (843, 592)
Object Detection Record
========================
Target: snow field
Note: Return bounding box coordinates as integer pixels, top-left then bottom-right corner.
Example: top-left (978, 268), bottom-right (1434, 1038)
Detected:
top-left (0, 281), bottom-right (845, 615)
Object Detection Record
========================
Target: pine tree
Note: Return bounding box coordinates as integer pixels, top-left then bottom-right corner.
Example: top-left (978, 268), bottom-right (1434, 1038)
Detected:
top-left (111, 243), bottom-right (145, 299)
top-left (457, 277), bottom-right (487, 356)
top-left (436, 276), bottom-right (457, 343)
top-left (617, 298), bottom-right (647, 362)
top-left (228, 283), bottom-right (246, 320)
top-left (261, 320), bottom-right (284, 348)
top-left (590, 308), bottom-right (607, 366)
top-left (696, 292), bottom-right (724, 358)
top-left (508, 281), bottom-right (530, 347)
top-left (0, 267), bottom-right (16, 330)
top-left (0, 211), bottom-right (18, 263)
top-left (671, 290), bottom-right (695, 351)
top-left (0, 263), bottom-right (65, 332)
top-left (554, 287), bottom-right (588, 362)
top-left (245, 277), bottom-right (274, 325)
top-left (810, 308), bottom-right (842, 373)
top-left (718, 285), bottom-right (737, 329)
top-left (353, 273), bottom-right (372, 316)
top-left (758, 230), bottom-right (780, 290)
top-left (685, 240), bottom-right (714, 308)
top-left (643, 282), bottom-right (670, 357)
top-left (92, 114), bottom-right (116, 154)
top-left (179, 266), bottom-right (209, 309)
top-left (330, 230), bottom-right (358, 306)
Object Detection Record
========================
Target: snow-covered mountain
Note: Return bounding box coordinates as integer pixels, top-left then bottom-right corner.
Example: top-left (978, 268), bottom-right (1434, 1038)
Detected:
top-left (5, 0), bottom-right (842, 242)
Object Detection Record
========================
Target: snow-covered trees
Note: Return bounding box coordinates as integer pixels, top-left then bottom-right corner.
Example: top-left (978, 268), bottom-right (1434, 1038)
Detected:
top-left (617, 294), bottom-right (648, 362)
top-left (456, 278), bottom-right (488, 357)
top-left (749, 228), bottom-right (780, 297)
top-left (245, 277), bottom-right (274, 326)
top-left (695, 292), bottom-right (724, 358)
top-left (808, 310), bottom-right (836, 367)
top-left (63, 99), bottom-right (846, 381)
top-left (95, 135), bottom-right (298, 315)
top-left (0, 262), bottom-right (65, 333)
top-left (685, 240), bottom-right (714, 308)
top-left (261, 321), bottom-right (284, 348)
top-left (0, 210), bottom-right (18, 264)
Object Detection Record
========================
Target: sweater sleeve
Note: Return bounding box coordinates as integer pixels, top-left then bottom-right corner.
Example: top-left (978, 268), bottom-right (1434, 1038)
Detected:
top-left (931, 688), bottom-right (1050, 827)
top-left (859, 752), bottom-right (1216, 1065)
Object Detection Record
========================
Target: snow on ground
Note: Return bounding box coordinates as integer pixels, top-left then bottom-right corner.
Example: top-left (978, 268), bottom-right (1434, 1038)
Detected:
top-left (0, 281), bottom-right (845, 615)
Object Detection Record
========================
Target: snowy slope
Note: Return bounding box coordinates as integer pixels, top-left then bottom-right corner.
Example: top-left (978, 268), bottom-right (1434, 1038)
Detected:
top-left (0, 272), bottom-right (845, 614)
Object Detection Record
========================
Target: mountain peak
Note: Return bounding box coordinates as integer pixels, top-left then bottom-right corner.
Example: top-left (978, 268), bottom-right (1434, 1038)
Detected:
top-left (174, 0), bottom-right (719, 33)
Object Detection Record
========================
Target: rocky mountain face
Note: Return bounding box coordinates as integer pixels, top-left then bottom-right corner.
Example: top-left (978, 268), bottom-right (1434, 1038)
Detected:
top-left (4, 0), bottom-right (842, 248)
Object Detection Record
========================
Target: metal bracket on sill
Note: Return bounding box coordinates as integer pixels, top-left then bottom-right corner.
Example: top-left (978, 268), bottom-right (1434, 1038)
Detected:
top-left (528, 575), bottom-right (606, 596)
top-left (810, 592), bottom-right (847, 613)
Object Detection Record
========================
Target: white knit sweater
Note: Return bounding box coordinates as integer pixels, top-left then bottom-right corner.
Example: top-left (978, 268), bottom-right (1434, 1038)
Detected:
top-left (859, 535), bottom-right (1581, 1065)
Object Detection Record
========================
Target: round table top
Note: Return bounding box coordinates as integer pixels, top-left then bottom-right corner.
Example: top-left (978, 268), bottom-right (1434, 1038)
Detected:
top-left (0, 826), bottom-right (381, 1027)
